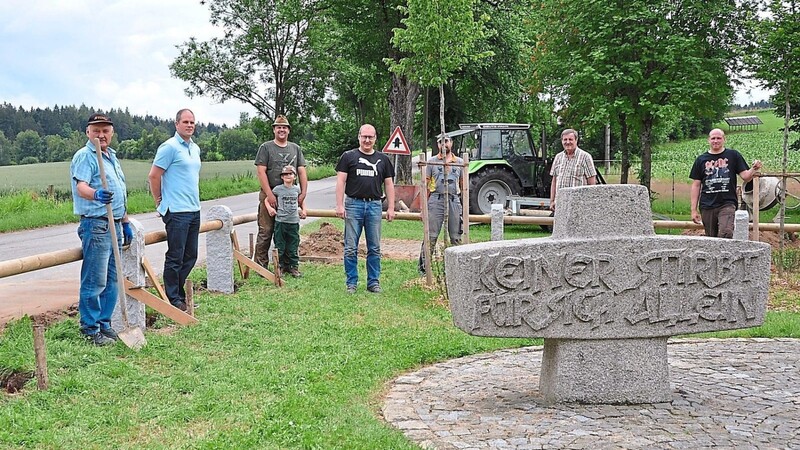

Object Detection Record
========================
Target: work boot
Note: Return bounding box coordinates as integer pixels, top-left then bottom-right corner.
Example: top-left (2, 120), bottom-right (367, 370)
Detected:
top-left (171, 300), bottom-right (188, 312)
top-left (288, 268), bottom-right (302, 278)
top-left (100, 327), bottom-right (120, 341)
top-left (85, 332), bottom-right (115, 347)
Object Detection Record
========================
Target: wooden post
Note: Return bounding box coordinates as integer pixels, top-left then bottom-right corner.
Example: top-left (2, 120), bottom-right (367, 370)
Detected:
top-left (461, 153), bottom-right (470, 244)
top-left (420, 160), bottom-right (433, 285)
top-left (231, 231), bottom-right (246, 278)
top-left (272, 248), bottom-right (283, 287)
top-left (32, 323), bottom-right (48, 391)
top-left (245, 233), bottom-right (255, 279)
top-left (185, 279), bottom-right (194, 316)
top-left (753, 175), bottom-right (760, 242)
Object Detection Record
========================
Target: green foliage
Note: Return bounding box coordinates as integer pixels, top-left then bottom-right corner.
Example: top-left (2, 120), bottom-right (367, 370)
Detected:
top-left (170, 0), bottom-right (324, 121)
top-left (216, 127), bottom-right (259, 161)
top-left (530, 0), bottom-right (757, 189)
top-left (746, 0), bottom-right (800, 154)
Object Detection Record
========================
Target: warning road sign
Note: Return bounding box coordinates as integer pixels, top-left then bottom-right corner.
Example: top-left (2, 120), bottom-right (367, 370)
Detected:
top-left (382, 126), bottom-right (411, 155)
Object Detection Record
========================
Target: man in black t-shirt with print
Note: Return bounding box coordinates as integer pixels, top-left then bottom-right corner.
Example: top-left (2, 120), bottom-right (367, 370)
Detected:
top-left (335, 124), bottom-right (396, 294)
top-left (689, 128), bottom-right (762, 238)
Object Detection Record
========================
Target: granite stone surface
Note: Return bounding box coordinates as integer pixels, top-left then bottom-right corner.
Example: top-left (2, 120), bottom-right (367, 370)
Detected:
top-left (444, 185), bottom-right (772, 404)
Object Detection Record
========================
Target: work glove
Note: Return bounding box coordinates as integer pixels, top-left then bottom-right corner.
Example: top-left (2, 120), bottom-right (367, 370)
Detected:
top-left (93, 189), bottom-right (113, 204)
top-left (122, 222), bottom-right (133, 247)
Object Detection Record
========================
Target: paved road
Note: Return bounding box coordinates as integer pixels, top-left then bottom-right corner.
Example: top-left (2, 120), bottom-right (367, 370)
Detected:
top-left (0, 176), bottom-right (338, 325)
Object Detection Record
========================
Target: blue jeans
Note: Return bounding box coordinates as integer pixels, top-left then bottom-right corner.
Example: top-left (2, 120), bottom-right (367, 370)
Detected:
top-left (344, 197), bottom-right (383, 288)
top-left (162, 211), bottom-right (200, 304)
top-left (77, 217), bottom-right (121, 336)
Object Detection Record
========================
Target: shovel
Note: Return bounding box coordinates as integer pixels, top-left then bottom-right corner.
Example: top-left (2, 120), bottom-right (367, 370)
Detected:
top-left (93, 138), bottom-right (147, 350)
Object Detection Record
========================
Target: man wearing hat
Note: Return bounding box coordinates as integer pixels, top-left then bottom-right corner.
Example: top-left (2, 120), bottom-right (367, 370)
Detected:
top-left (70, 113), bottom-right (133, 346)
top-left (263, 164), bottom-right (307, 277)
top-left (148, 109), bottom-right (202, 311)
top-left (254, 115), bottom-right (308, 270)
top-left (418, 133), bottom-right (464, 275)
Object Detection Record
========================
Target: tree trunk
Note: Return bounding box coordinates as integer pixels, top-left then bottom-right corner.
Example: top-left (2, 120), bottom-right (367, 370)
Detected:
top-left (388, 73), bottom-right (420, 184)
top-left (439, 84), bottom-right (446, 136)
top-left (619, 114), bottom-right (630, 184)
top-left (639, 118), bottom-right (654, 194)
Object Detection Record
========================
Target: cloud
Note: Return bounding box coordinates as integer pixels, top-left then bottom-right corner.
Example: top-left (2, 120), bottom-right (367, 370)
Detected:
top-left (0, 0), bottom-right (255, 126)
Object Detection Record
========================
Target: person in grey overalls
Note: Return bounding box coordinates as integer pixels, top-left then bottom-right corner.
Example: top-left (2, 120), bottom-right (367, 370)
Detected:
top-left (419, 134), bottom-right (464, 275)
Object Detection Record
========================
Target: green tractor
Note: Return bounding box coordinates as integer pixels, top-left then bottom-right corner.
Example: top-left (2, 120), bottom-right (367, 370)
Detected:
top-left (446, 123), bottom-right (552, 215)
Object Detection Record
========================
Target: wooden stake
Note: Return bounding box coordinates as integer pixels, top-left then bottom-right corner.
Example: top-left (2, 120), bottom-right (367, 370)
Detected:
top-left (231, 230), bottom-right (246, 278)
top-left (185, 279), bottom-right (194, 317)
top-left (32, 323), bottom-right (48, 390)
top-left (142, 256), bottom-right (168, 302)
top-left (272, 248), bottom-right (283, 287)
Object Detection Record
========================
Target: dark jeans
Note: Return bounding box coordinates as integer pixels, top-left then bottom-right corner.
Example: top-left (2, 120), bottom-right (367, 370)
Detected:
top-left (700, 204), bottom-right (736, 238)
top-left (162, 211), bottom-right (200, 305)
top-left (274, 221), bottom-right (300, 270)
top-left (255, 189), bottom-right (275, 267)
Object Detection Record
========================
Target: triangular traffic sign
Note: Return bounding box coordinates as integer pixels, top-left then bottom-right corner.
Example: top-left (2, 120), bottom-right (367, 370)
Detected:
top-left (382, 126), bottom-right (411, 155)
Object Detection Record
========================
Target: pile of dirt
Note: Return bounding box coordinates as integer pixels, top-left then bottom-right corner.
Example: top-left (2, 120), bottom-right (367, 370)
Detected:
top-left (299, 222), bottom-right (419, 261)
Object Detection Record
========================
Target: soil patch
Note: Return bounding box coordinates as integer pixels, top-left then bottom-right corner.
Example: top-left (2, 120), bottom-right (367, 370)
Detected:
top-left (0, 369), bottom-right (34, 394)
top-left (299, 222), bottom-right (419, 261)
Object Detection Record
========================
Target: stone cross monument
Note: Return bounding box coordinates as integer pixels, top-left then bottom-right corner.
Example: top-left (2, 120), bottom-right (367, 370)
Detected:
top-left (445, 185), bottom-right (770, 404)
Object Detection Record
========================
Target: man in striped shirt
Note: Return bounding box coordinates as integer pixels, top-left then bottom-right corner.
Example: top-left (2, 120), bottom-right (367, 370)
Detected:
top-left (549, 128), bottom-right (597, 211)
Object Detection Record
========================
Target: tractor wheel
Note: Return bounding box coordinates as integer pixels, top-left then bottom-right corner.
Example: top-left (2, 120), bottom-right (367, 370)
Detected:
top-left (469, 167), bottom-right (522, 215)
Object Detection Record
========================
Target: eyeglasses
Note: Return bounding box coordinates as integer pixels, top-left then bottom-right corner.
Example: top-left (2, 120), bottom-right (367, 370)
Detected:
top-left (359, 135), bottom-right (376, 141)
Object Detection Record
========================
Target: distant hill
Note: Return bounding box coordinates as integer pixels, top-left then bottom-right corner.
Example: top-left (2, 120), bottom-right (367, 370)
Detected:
top-left (0, 103), bottom-right (225, 142)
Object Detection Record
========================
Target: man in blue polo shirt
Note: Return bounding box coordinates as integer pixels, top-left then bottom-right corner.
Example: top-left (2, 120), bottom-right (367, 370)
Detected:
top-left (148, 109), bottom-right (202, 311)
top-left (70, 113), bottom-right (133, 346)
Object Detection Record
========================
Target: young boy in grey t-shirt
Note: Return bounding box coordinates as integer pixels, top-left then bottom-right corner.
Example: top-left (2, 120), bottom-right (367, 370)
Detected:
top-left (264, 165), bottom-right (307, 277)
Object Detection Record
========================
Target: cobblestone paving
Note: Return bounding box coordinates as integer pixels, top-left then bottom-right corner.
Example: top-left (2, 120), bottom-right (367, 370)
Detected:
top-left (382, 338), bottom-right (800, 449)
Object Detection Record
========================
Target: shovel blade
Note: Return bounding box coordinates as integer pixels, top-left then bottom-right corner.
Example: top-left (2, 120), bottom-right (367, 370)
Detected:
top-left (118, 327), bottom-right (147, 351)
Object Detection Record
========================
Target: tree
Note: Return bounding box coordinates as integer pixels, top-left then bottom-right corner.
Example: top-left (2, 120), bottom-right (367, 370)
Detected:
top-left (0, 131), bottom-right (12, 166)
top-left (171, 0), bottom-right (323, 120)
top-left (14, 130), bottom-right (44, 164)
top-left (314, 0), bottom-right (421, 184)
top-left (389, 0), bottom-right (492, 136)
top-left (747, 0), bottom-right (800, 152)
top-left (217, 128), bottom-right (259, 160)
top-left (531, 0), bottom-right (756, 190)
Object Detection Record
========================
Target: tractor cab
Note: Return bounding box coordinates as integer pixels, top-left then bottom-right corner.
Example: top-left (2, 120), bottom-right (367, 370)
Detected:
top-left (445, 123), bottom-right (551, 215)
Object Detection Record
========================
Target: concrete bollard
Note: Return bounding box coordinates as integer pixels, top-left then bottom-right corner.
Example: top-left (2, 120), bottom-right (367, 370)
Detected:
top-left (112, 218), bottom-right (146, 331)
top-left (733, 210), bottom-right (750, 240)
top-left (206, 205), bottom-right (234, 293)
top-left (491, 204), bottom-right (504, 241)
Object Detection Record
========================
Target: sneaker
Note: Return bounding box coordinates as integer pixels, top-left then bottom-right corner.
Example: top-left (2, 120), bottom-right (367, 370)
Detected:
top-left (346, 285), bottom-right (357, 294)
top-left (100, 328), bottom-right (120, 341)
top-left (171, 300), bottom-right (188, 312)
top-left (367, 284), bottom-right (382, 294)
top-left (85, 332), bottom-right (115, 347)
top-left (288, 268), bottom-right (302, 278)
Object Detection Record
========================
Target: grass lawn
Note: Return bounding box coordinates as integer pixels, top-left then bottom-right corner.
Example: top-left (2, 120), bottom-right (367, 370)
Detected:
top-left (2, 219), bottom-right (799, 448)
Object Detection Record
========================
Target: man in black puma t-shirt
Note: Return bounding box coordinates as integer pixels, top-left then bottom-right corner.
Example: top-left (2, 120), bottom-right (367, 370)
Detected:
top-left (335, 124), bottom-right (395, 294)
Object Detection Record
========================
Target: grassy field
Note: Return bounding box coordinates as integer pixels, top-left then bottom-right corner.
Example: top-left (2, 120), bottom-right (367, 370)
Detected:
top-left (1, 217), bottom-right (798, 448)
top-left (0, 164), bottom-right (336, 233)
top-left (0, 160), bottom-right (263, 193)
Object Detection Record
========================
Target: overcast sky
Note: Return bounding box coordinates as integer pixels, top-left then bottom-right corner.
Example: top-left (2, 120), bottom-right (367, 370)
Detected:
top-left (0, 1), bottom-right (772, 129)
top-left (0, 0), bottom-right (256, 127)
